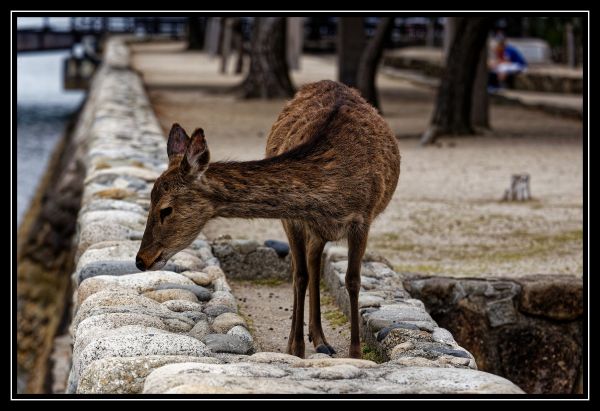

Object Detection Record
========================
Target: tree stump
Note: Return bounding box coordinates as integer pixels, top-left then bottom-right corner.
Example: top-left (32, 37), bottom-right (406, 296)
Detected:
top-left (503, 174), bottom-right (531, 201)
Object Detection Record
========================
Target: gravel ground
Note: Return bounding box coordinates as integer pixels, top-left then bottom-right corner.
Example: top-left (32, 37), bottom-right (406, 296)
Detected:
top-left (131, 42), bottom-right (584, 278)
top-left (230, 280), bottom-right (351, 357)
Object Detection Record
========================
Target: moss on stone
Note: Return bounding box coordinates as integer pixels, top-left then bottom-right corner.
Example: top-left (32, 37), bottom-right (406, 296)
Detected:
top-left (361, 343), bottom-right (385, 364)
top-left (94, 161), bottom-right (112, 170)
top-left (94, 188), bottom-right (134, 199)
top-left (130, 160), bottom-right (147, 168)
top-left (323, 308), bottom-right (348, 328)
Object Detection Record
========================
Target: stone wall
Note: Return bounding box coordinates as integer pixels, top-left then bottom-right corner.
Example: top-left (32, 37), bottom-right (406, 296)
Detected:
top-left (65, 37), bottom-right (253, 394)
top-left (404, 274), bottom-right (583, 394)
top-left (62, 37), bottom-right (523, 394)
top-left (211, 237), bottom-right (291, 280)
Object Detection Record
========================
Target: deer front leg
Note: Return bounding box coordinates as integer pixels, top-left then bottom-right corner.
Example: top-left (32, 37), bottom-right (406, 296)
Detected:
top-left (346, 223), bottom-right (368, 359)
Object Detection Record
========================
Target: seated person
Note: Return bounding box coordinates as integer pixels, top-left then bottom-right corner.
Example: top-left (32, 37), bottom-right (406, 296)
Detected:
top-left (488, 38), bottom-right (527, 90)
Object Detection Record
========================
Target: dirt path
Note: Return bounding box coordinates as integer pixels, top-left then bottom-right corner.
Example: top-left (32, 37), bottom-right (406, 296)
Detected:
top-left (131, 42), bottom-right (583, 278)
top-left (230, 280), bottom-right (351, 357)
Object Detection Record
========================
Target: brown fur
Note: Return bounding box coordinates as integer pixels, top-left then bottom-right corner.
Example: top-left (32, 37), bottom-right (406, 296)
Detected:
top-left (136, 80), bottom-right (400, 358)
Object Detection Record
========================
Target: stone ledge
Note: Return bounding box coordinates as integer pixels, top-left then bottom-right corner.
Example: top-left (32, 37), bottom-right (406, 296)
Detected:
top-left (404, 274), bottom-right (583, 394)
top-left (323, 245), bottom-right (477, 368)
top-left (66, 37), bottom-right (254, 394)
top-left (140, 357), bottom-right (523, 394)
top-left (64, 36), bottom-right (524, 395)
top-left (211, 237), bottom-right (291, 280)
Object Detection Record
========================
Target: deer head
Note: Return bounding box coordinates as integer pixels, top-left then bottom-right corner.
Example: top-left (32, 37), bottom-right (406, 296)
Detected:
top-left (135, 123), bottom-right (213, 271)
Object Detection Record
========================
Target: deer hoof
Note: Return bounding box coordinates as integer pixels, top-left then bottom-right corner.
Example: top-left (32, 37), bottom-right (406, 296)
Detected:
top-left (316, 344), bottom-right (336, 356)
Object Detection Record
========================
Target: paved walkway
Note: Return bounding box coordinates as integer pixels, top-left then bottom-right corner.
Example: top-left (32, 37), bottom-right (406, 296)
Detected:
top-left (381, 65), bottom-right (583, 119)
top-left (384, 47), bottom-right (583, 79)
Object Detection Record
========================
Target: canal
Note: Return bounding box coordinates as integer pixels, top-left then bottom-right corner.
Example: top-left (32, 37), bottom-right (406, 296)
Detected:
top-left (17, 50), bottom-right (85, 227)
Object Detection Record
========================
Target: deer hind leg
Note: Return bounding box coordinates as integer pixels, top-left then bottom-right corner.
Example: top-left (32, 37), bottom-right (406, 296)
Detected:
top-left (306, 235), bottom-right (335, 355)
top-left (282, 220), bottom-right (308, 358)
top-left (346, 223), bottom-right (369, 358)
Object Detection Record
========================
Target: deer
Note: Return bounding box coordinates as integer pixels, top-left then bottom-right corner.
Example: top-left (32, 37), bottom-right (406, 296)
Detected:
top-left (136, 80), bottom-right (400, 358)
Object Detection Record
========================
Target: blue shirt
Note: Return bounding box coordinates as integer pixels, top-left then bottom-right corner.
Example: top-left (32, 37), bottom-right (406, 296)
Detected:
top-left (504, 45), bottom-right (527, 67)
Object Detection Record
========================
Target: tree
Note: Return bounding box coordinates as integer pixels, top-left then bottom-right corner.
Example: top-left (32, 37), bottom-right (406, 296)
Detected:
top-left (239, 17), bottom-right (295, 99)
top-left (421, 17), bottom-right (494, 145)
top-left (187, 17), bottom-right (206, 50)
top-left (356, 17), bottom-right (393, 112)
top-left (471, 45), bottom-right (489, 128)
top-left (338, 17), bottom-right (366, 88)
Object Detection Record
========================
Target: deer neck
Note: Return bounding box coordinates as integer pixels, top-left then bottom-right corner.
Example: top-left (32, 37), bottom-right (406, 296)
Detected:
top-left (200, 157), bottom-right (326, 221)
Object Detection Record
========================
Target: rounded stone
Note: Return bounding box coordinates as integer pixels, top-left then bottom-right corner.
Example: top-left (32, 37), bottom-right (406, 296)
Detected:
top-left (203, 265), bottom-right (226, 280)
top-left (77, 355), bottom-right (222, 394)
top-left (358, 293), bottom-right (385, 308)
top-left (248, 352), bottom-right (301, 365)
top-left (167, 251), bottom-right (206, 272)
top-left (80, 210), bottom-right (147, 229)
top-left (380, 327), bottom-right (434, 354)
top-left (264, 239), bottom-right (290, 257)
top-left (180, 271), bottom-right (214, 287)
top-left (85, 166), bottom-right (160, 183)
top-left (432, 327), bottom-right (456, 345)
top-left (203, 304), bottom-right (236, 317)
top-left (310, 364), bottom-right (365, 380)
top-left (211, 312), bottom-right (246, 334)
top-left (77, 271), bottom-right (196, 306)
top-left (77, 222), bottom-right (143, 261)
top-left (144, 289), bottom-right (199, 303)
top-left (292, 358), bottom-right (378, 369)
top-left (80, 199), bottom-right (146, 215)
top-left (72, 290), bottom-right (195, 333)
top-left (227, 325), bottom-right (253, 344)
top-left (74, 312), bottom-right (180, 343)
top-left (231, 239), bottom-right (260, 254)
top-left (205, 291), bottom-right (237, 310)
top-left (188, 320), bottom-right (211, 342)
top-left (74, 325), bottom-right (171, 364)
top-left (153, 283), bottom-right (212, 301)
top-left (201, 334), bottom-right (253, 354)
top-left (307, 353), bottom-right (331, 360)
top-left (161, 299), bottom-right (204, 313)
top-left (74, 333), bottom-right (210, 390)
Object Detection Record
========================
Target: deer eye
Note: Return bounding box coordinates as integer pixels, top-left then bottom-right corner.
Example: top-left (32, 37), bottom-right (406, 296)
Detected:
top-left (160, 207), bottom-right (173, 223)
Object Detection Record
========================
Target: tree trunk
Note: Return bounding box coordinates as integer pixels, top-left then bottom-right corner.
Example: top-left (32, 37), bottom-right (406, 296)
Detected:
top-left (233, 18), bottom-right (245, 74)
top-left (471, 43), bottom-right (490, 128)
top-left (287, 17), bottom-right (303, 71)
top-left (442, 17), bottom-right (458, 60)
top-left (239, 17), bottom-right (295, 99)
top-left (220, 18), bottom-right (233, 73)
top-left (187, 17), bottom-right (206, 50)
top-left (205, 17), bottom-right (222, 56)
top-left (426, 17), bottom-right (436, 47)
top-left (338, 17), bottom-right (366, 88)
top-left (421, 17), bottom-right (494, 145)
top-left (356, 17), bottom-right (393, 111)
top-left (566, 22), bottom-right (576, 67)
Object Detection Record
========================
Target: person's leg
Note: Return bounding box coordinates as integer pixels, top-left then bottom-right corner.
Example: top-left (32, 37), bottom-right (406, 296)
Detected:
top-left (488, 71), bottom-right (499, 88)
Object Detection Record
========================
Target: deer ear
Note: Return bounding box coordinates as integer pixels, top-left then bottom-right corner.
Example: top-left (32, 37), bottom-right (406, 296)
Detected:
top-left (167, 123), bottom-right (189, 162)
top-left (181, 128), bottom-right (210, 176)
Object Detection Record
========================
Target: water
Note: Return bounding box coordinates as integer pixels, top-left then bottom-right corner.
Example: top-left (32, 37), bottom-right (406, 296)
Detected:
top-left (16, 51), bottom-right (85, 227)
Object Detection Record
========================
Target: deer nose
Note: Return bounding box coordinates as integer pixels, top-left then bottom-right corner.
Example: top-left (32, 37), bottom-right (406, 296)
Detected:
top-left (135, 256), bottom-right (146, 271)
